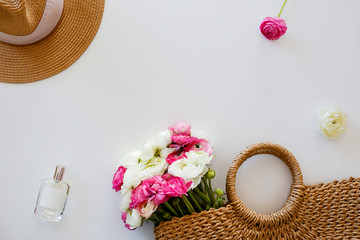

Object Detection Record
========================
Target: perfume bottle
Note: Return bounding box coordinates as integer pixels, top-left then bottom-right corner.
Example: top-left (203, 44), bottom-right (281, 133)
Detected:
top-left (34, 165), bottom-right (70, 222)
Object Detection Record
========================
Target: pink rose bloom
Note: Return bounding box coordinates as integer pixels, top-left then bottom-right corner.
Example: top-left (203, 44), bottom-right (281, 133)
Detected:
top-left (129, 176), bottom-right (169, 209)
top-left (166, 150), bottom-right (188, 164)
top-left (112, 166), bottom-right (127, 192)
top-left (163, 173), bottom-right (191, 197)
top-left (260, 17), bottom-right (287, 40)
top-left (168, 121), bottom-right (191, 135)
top-left (121, 212), bottom-right (133, 231)
top-left (185, 138), bottom-right (213, 155)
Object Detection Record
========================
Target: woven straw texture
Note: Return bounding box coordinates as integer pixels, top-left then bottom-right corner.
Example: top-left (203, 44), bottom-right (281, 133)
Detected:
top-left (154, 142), bottom-right (360, 240)
top-left (0, 0), bottom-right (47, 35)
top-left (0, 0), bottom-right (105, 83)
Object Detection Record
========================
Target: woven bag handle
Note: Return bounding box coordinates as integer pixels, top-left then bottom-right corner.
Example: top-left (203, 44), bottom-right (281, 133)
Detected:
top-left (226, 142), bottom-right (305, 224)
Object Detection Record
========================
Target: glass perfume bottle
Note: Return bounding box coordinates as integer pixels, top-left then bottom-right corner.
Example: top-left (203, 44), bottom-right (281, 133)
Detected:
top-left (34, 165), bottom-right (70, 222)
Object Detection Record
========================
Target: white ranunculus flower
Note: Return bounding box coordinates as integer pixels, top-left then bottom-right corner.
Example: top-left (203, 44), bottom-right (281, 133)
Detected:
top-left (139, 141), bottom-right (157, 162)
top-left (154, 130), bottom-right (172, 149)
top-left (121, 166), bottom-right (150, 195)
top-left (139, 130), bottom-right (172, 162)
top-left (117, 151), bottom-right (141, 168)
top-left (126, 209), bottom-right (142, 230)
top-left (121, 156), bottom-right (168, 195)
top-left (168, 151), bottom-right (214, 189)
top-left (141, 157), bottom-right (168, 177)
top-left (120, 191), bottom-right (132, 212)
top-left (319, 107), bottom-right (347, 139)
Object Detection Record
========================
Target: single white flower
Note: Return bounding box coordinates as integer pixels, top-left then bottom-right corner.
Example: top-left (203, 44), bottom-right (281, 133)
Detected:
top-left (117, 151), bottom-right (141, 168)
top-left (319, 107), bottom-right (347, 139)
top-left (154, 130), bottom-right (172, 149)
top-left (121, 166), bottom-right (150, 195)
top-left (168, 151), bottom-right (214, 189)
top-left (126, 209), bottom-right (142, 230)
top-left (139, 141), bottom-right (157, 162)
top-left (120, 191), bottom-right (132, 212)
top-left (140, 157), bottom-right (168, 177)
top-left (139, 130), bottom-right (172, 162)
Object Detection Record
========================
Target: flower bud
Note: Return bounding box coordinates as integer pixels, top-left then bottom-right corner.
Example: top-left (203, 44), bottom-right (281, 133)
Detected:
top-left (217, 196), bottom-right (224, 207)
top-left (215, 188), bottom-right (224, 196)
top-left (206, 170), bottom-right (216, 179)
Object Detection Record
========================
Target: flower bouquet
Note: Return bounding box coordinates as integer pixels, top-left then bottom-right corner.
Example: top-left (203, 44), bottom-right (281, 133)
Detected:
top-left (112, 122), bottom-right (226, 230)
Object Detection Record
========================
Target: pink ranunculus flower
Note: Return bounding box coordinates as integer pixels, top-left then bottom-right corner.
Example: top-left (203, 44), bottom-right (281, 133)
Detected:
top-left (163, 173), bottom-right (192, 197)
top-left (168, 121), bottom-right (191, 135)
top-left (121, 212), bottom-right (133, 231)
top-left (166, 150), bottom-right (188, 164)
top-left (185, 138), bottom-right (213, 155)
top-left (169, 134), bottom-right (195, 149)
top-left (129, 176), bottom-right (169, 209)
top-left (260, 17), bottom-right (287, 40)
top-left (112, 166), bottom-right (127, 192)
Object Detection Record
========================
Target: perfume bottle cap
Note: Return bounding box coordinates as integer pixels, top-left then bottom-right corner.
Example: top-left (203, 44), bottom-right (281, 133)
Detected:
top-left (53, 165), bottom-right (65, 181)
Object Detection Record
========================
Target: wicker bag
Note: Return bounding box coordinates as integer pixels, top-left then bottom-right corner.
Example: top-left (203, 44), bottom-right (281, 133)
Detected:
top-left (154, 142), bottom-right (360, 239)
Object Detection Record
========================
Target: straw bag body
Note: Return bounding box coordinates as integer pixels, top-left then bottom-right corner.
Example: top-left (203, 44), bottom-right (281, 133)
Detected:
top-left (153, 143), bottom-right (360, 239)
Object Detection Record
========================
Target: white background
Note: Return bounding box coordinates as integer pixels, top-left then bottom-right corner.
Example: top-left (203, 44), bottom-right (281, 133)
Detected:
top-left (1, 0), bottom-right (359, 239)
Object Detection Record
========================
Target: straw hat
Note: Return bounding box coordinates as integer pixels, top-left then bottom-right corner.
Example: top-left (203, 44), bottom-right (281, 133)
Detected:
top-left (0, 0), bottom-right (105, 83)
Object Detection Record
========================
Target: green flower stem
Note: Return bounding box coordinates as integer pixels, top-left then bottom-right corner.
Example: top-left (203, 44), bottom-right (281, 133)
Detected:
top-left (188, 191), bottom-right (203, 211)
top-left (277, 0), bottom-right (288, 17)
top-left (148, 218), bottom-right (158, 225)
top-left (193, 190), bottom-right (205, 207)
top-left (202, 177), bottom-right (214, 206)
top-left (164, 202), bottom-right (179, 217)
top-left (213, 196), bottom-right (218, 208)
top-left (194, 187), bottom-right (211, 204)
top-left (151, 212), bottom-right (162, 224)
top-left (175, 203), bottom-right (185, 217)
top-left (197, 182), bottom-right (204, 192)
top-left (181, 195), bottom-right (195, 213)
top-left (208, 178), bottom-right (215, 206)
top-left (148, 218), bottom-right (159, 225)
top-left (158, 206), bottom-right (166, 214)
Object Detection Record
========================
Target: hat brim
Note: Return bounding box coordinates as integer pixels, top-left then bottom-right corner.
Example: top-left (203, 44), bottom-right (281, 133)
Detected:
top-left (0, 0), bottom-right (105, 84)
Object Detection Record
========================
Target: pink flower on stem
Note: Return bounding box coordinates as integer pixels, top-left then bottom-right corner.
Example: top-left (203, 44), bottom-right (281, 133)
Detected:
top-left (260, 17), bottom-right (287, 40)
top-left (168, 121), bottom-right (191, 135)
top-left (260, 0), bottom-right (288, 40)
top-left (121, 212), bottom-right (133, 231)
top-left (129, 176), bottom-right (169, 209)
top-left (169, 134), bottom-right (195, 150)
top-left (185, 138), bottom-right (213, 155)
top-left (166, 150), bottom-right (188, 164)
top-left (112, 166), bottom-right (127, 192)
top-left (166, 137), bottom-right (213, 164)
